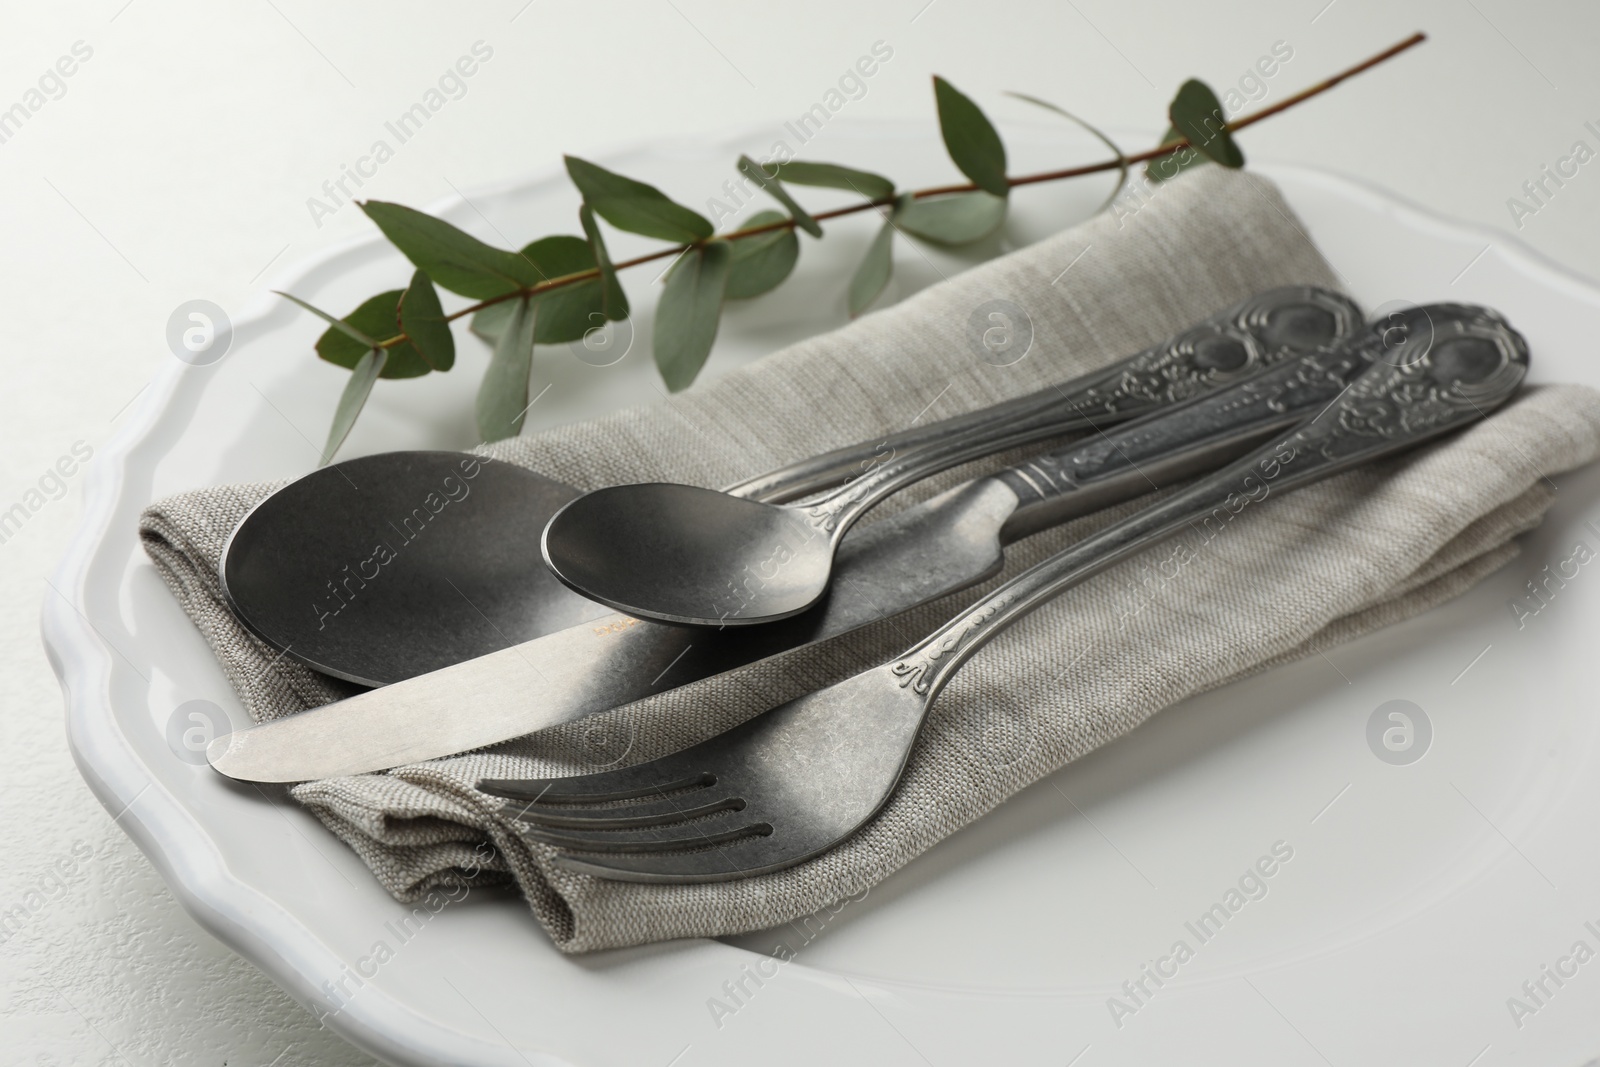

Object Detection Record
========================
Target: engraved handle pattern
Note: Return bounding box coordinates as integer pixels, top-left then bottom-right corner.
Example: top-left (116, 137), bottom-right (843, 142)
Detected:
top-left (889, 304), bottom-right (1529, 699)
top-left (999, 330), bottom-right (1379, 504)
top-left (730, 286), bottom-right (1358, 504)
top-left (1292, 306), bottom-right (1527, 459)
top-left (890, 592), bottom-right (1015, 694)
top-left (800, 287), bottom-right (1362, 535)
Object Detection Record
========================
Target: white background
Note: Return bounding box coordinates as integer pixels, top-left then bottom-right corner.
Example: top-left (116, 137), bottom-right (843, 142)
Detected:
top-left (3, 1), bottom-right (1597, 1064)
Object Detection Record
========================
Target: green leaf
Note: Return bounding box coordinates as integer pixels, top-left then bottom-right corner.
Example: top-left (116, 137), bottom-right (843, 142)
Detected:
top-left (658, 245), bottom-right (693, 286)
top-left (311, 291), bottom-right (432, 379)
top-left (579, 204), bottom-right (629, 322)
top-left (725, 210), bottom-right (799, 300)
top-left (896, 191), bottom-right (1008, 245)
top-left (848, 205), bottom-right (898, 317)
top-left (770, 161), bottom-right (894, 200)
top-left (654, 240), bottom-right (731, 391)
top-left (359, 201), bottom-right (539, 299)
top-left (1145, 125), bottom-right (1207, 183)
top-left (278, 291), bottom-right (380, 348)
top-left (398, 270), bottom-right (455, 372)
top-left (321, 348), bottom-right (386, 466)
top-left (470, 300), bottom-right (516, 345)
top-left (518, 234), bottom-right (606, 344)
top-left (932, 76), bottom-right (1009, 198)
top-left (457, 235), bottom-right (610, 347)
top-left (519, 234), bottom-right (593, 279)
top-left (535, 280), bottom-right (606, 344)
top-left (476, 297), bottom-right (537, 442)
top-left (564, 156), bottom-right (713, 243)
top-left (1167, 80), bottom-right (1244, 169)
top-left (1005, 91), bottom-right (1130, 210)
top-left (736, 156), bottom-right (822, 238)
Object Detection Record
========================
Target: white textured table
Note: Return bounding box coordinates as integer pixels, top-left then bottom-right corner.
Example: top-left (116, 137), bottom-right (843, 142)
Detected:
top-left (5, 2), bottom-right (1596, 1064)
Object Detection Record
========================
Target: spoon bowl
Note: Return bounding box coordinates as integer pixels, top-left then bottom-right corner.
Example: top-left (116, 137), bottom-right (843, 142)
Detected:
top-left (541, 483), bottom-right (833, 625)
top-left (221, 451), bottom-right (611, 686)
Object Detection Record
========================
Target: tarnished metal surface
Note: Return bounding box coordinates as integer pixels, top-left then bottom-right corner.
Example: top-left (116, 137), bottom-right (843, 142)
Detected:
top-left (211, 302), bottom-right (1384, 783)
top-left (482, 305), bottom-right (1527, 883)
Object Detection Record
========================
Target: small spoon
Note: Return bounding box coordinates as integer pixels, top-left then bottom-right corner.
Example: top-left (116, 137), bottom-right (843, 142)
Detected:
top-left (541, 288), bottom-right (1361, 626)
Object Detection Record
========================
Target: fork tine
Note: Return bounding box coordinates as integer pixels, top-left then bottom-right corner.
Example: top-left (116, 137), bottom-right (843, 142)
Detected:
top-left (551, 838), bottom-right (783, 883)
top-left (477, 768), bottom-right (713, 804)
top-left (502, 793), bottom-right (746, 830)
top-left (514, 819), bottom-right (772, 853)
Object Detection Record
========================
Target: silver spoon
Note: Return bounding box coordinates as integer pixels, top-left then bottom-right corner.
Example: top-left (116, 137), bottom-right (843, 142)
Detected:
top-left (483, 305), bottom-right (1528, 883)
top-left (542, 289), bottom-right (1359, 626)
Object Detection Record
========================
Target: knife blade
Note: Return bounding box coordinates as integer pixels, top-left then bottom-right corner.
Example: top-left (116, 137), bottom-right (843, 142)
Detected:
top-left (210, 331), bottom-right (1383, 782)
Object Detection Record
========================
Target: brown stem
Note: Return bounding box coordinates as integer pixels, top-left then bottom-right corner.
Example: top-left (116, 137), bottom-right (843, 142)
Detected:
top-left (378, 31), bottom-right (1426, 349)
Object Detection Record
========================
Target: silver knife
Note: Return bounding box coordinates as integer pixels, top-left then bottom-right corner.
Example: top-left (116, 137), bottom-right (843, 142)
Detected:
top-left (209, 321), bottom-right (1397, 782)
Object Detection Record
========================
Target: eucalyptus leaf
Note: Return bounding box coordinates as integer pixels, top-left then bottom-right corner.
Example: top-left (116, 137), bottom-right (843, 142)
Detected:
top-left (534, 279), bottom-right (607, 344)
top-left (579, 204), bottom-right (629, 321)
top-left (658, 245), bottom-right (696, 286)
top-left (398, 270), bottom-right (455, 372)
top-left (278, 291), bottom-right (380, 348)
top-left (654, 240), bottom-right (731, 391)
top-left (1005, 91), bottom-right (1130, 210)
top-left (312, 291), bottom-right (432, 379)
top-left (519, 235), bottom-right (594, 279)
top-left (321, 347), bottom-right (387, 466)
top-left (514, 234), bottom-right (602, 344)
top-left (736, 156), bottom-right (822, 238)
top-left (1145, 124), bottom-right (1207, 183)
top-left (565, 156), bottom-right (713, 243)
top-left (725, 211), bottom-right (800, 300)
top-left (449, 234), bottom-right (608, 345)
top-left (896, 190), bottom-right (1007, 245)
top-left (476, 297), bottom-right (538, 442)
top-left (359, 201), bottom-right (539, 299)
top-left (933, 76), bottom-right (1009, 198)
top-left (470, 300), bottom-right (516, 346)
top-left (848, 205), bottom-right (898, 317)
top-left (770, 161), bottom-right (894, 200)
top-left (1168, 80), bottom-right (1244, 169)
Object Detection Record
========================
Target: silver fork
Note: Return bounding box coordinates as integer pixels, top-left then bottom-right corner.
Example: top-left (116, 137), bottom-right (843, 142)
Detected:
top-left (479, 306), bottom-right (1528, 883)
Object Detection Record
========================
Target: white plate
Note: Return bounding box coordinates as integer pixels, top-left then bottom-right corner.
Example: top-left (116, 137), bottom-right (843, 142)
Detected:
top-left (44, 120), bottom-right (1600, 1067)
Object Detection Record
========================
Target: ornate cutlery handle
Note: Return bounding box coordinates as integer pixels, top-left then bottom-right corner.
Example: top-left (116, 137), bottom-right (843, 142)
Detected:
top-left (891, 304), bottom-right (1529, 700)
top-left (794, 287), bottom-right (1361, 535)
top-left (992, 303), bottom-right (1444, 540)
top-left (724, 287), bottom-right (1359, 503)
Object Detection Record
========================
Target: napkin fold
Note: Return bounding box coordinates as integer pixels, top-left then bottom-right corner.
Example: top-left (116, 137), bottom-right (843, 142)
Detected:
top-left (141, 167), bottom-right (1600, 953)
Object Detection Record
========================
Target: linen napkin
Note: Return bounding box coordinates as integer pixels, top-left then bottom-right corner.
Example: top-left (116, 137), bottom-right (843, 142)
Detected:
top-left (141, 167), bottom-right (1600, 953)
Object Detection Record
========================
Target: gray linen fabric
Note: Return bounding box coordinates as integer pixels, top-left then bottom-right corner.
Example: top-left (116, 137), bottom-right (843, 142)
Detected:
top-left (140, 168), bottom-right (1600, 953)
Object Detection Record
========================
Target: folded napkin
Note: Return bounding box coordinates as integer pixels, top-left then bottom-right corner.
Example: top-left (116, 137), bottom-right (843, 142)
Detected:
top-left (141, 167), bottom-right (1600, 953)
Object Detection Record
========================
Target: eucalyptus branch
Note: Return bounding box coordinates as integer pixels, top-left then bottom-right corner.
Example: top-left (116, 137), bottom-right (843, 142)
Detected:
top-left (292, 31), bottom-right (1428, 462)
top-left (370, 31), bottom-right (1425, 352)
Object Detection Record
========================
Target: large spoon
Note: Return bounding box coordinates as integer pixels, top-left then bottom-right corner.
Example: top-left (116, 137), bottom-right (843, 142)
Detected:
top-left (543, 288), bottom-right (1359, 626)
top-left (222, 287), bottom-right (1356, 681)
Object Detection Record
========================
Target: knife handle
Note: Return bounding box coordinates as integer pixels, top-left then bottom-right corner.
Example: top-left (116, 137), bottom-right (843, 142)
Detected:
top-left (892, 304), bottom-right (1530, 702)
top-left (993, 305), bottom-right (1467, 541)
top-left (722, 286), bottom-right (1360, 504)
